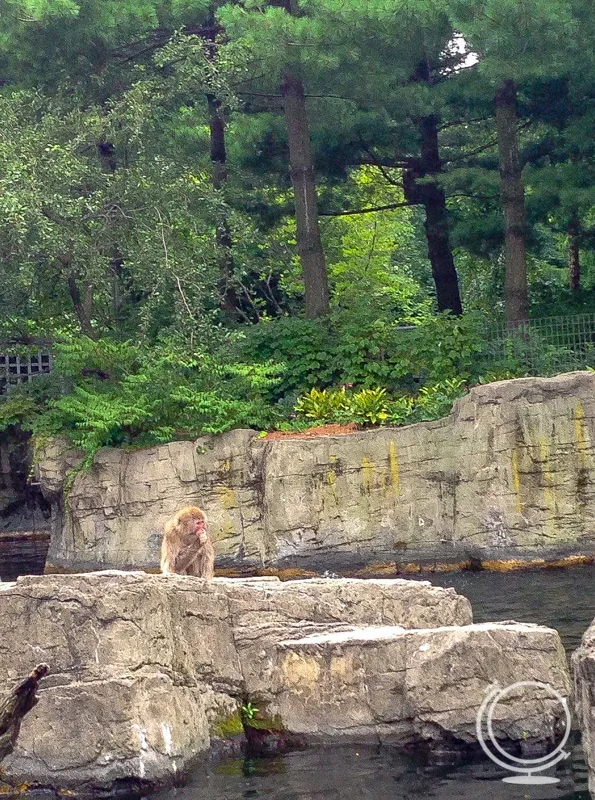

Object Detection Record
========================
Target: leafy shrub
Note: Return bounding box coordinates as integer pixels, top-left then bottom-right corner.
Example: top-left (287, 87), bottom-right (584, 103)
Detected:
top-left (294, 387), bottom-right (349, 423)
top-left (1, 336), bottom-right (282, 464)
top-left (348, 388), bottom-right (390, 426)
top-left (294, 380), bottom-right (465, 428)
top-left (410, 378), bottom-right (467, 422)
top-left (386, 396), bottom-right (415, 425)
top-left (295, 386), bottom-right (391, 427)
top-left (0, 395), bottom-right (39, 432)
top-left (243, 310), bottom-right (487, 400)
top-left (477, 369), bottom-right (527, 384)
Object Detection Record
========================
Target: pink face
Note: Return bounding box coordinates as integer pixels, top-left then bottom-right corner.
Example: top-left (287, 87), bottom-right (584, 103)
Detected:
top-left (194, 517), bottom-right (207, 544)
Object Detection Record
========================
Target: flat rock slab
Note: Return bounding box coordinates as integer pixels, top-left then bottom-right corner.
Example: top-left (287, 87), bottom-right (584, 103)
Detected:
top-left (0, 572), bottom-right (569, 795)
top-left (275, 622), bottom-right (570, 744)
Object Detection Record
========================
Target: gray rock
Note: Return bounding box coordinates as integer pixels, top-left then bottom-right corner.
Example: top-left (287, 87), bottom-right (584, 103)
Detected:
top-left (32, 372), bottom-right (595, 572)
top-left (572, 619), bottom-right (595, 794)
top-left (0, 572), bottom-right (570, 794)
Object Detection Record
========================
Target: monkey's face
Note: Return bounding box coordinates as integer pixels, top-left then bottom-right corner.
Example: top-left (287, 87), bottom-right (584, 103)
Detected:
top-left (194, 517), bottom-right (208, 545)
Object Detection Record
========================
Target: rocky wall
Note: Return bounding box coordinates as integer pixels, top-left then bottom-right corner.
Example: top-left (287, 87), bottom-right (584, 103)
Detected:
top-left (35, 372), bottom-right (595, 572)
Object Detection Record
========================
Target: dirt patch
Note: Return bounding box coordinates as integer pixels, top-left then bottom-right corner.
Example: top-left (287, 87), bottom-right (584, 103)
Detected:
top-left (264, 423), bottom-right (360, 441)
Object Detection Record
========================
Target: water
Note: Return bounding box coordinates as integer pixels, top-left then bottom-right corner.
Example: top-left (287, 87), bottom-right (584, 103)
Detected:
top-left (411, 565), bottom-right (595, 655)
top-left (157, 565), bottom-right (595, 800)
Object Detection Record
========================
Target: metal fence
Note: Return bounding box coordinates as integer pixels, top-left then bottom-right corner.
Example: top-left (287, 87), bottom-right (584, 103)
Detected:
top-left (481, 313), bottom-right (595, 376)
top-left (0, 352), bottom-right (53, 394)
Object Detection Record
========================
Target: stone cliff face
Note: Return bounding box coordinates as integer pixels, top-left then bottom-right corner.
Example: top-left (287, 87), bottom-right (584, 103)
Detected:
top-left (35, 371), bottom-right (595, 572)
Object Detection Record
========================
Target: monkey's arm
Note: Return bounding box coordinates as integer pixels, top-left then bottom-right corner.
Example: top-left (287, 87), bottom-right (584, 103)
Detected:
top-left (175, 540), bottom-right (203, 573)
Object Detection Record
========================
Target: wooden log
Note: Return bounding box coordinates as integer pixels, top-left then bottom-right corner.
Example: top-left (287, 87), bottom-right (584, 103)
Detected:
top-left (0, 664), bottom-right (49, 763)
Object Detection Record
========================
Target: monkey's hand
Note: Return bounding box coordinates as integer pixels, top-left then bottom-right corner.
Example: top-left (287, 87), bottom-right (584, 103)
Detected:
top-left (176, 540), bottom-right (203, 573)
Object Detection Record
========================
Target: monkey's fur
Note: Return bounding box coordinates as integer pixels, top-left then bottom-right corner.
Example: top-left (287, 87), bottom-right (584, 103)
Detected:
top-left (160, 506), bottom-right (215, 579)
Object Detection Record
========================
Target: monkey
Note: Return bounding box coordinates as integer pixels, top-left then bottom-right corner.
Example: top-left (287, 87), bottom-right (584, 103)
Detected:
top-left (160, 506), bottom-right (215, 579)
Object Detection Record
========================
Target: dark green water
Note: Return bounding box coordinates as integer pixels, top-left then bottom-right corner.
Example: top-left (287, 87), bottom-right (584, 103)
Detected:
top-left (159, 566), bottom-right (595, 800)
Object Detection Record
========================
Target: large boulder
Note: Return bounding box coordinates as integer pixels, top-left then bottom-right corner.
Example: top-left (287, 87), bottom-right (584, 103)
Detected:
top-left (33, 371), bottom-right (595, 573)
top-left (0, 572), bottom-right (570, 796)
top-left (572, 619), bottom-right (595, 794)
top-left (274, 622), bottom-right (570, 744)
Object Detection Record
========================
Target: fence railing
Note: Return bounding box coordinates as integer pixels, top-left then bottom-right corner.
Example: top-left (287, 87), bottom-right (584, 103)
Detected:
top-left (0, 352), bottom-right (53, 395)
top-left (481, 313), bottom-right (595, 376)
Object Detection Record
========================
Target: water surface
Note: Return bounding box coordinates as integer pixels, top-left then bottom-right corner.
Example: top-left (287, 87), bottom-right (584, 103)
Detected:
top-left (158, 566), bottom-right (595, 800)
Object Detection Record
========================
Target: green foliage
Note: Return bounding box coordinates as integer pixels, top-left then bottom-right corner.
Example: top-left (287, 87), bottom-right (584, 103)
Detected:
top-left (0, 395), bottom-right (39, 433)
top-left (21, 336), bottom-right (281, 463)
top-left (241, 702), bottom-right (259, 721)
top-left (294, 386), bottom-right (391, 427)
top-left (295, 379), bottom-right (465, 428)
top-left (399, 314), bottom-right (486, 384)
top-left (411, 378), bottom-right (466, 422)
top-left (244, 311), bottom-right (486, 400)
top-left (348, 388), bottom-right (390, 426)
top-left (294, 387), bottom-right (349, 423)
top-left (477, 369), bottom-right (527, 385)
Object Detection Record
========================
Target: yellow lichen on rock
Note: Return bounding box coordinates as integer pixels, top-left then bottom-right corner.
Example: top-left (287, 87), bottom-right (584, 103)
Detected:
top-left (389, 441), bottom-right (400, 497)
top-left (281, 653), bottom-right (321, 691)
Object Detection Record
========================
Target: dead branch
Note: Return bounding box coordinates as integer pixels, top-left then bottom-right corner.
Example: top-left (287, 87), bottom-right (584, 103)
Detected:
top-left (0, 664), bottom-right (50, 764)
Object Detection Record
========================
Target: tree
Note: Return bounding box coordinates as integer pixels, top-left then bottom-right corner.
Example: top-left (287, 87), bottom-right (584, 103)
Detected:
top-left (445, 0), bottom-right (579, 327)
top-left (0, 90), bottom-right (223, 342)
top-left (494, 79), bottom-right (529, 326)
top-left (220, 0), bottom-right (331, 318)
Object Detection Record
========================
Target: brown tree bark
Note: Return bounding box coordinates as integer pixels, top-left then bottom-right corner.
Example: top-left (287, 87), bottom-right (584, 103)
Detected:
top-left (280, 70), bottom-right (330, 319)
top-left (0, 664), bottom-right (49, 763)
top-left (568, 212), bottom-right (581, 293)
top-left (66, 271), bottom-right (97, 339)
top-left (206, 92), bottom-right (240, 318)
top-left (404, 62), bottom-right (462, 316)
top-left (97, 138), bottom-right (124, 325)
top-left (495, 79), bottom-right (529, 329)
top-left (419, 117), bottom-right (462, 316)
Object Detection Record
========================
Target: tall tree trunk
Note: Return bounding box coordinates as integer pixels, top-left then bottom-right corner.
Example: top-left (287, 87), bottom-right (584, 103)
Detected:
top-left (55, 248), bottom-right (96, 339)
top-left (207, 92), bottom-right (240, 318)
top-left (419, 115), bottom-right (462, 316)
top-left (203, 13), bottom-right (241, 321)
top-left (404, 62), bottom-right (462, 316)
top-left (280, 70), bottom-right (330, 319)
top-left (98, 138), bottom-right (124, 324)
top-left (67, 270), bottom-right (96, 340)
top-left (568, 212), bottom-right (581, 293)
top-left (495, 79), bottom-right (529, 329)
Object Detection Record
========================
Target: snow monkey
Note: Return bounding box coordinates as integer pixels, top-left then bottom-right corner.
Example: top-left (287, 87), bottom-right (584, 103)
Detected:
top-left (160, 506), bottom-right (215, 579)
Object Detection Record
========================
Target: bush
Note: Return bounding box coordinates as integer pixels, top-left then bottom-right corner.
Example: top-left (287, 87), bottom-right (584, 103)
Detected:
top-left (294, 387), bottom-right (349, 423)
top-left (294, 379), bottom-right (466, 428)
top-left (242, 310), bottom-right (486, 400)
top-left (1, 335), bottom-right (282, 464)
top-left (409, 378), bottom-right (467, 421)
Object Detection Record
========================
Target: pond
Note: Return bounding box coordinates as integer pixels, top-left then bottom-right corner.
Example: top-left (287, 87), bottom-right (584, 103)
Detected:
top-left (155, 565), bottom-right (595, 800)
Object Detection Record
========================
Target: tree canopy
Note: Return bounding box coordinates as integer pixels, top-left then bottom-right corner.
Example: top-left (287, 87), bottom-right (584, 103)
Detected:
top-left (0, 0), bottom-right (594, 455)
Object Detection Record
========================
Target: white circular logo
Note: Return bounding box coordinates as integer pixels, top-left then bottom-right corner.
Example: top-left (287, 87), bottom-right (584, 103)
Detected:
top-left (475, 681), bottom-right (571, 785)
